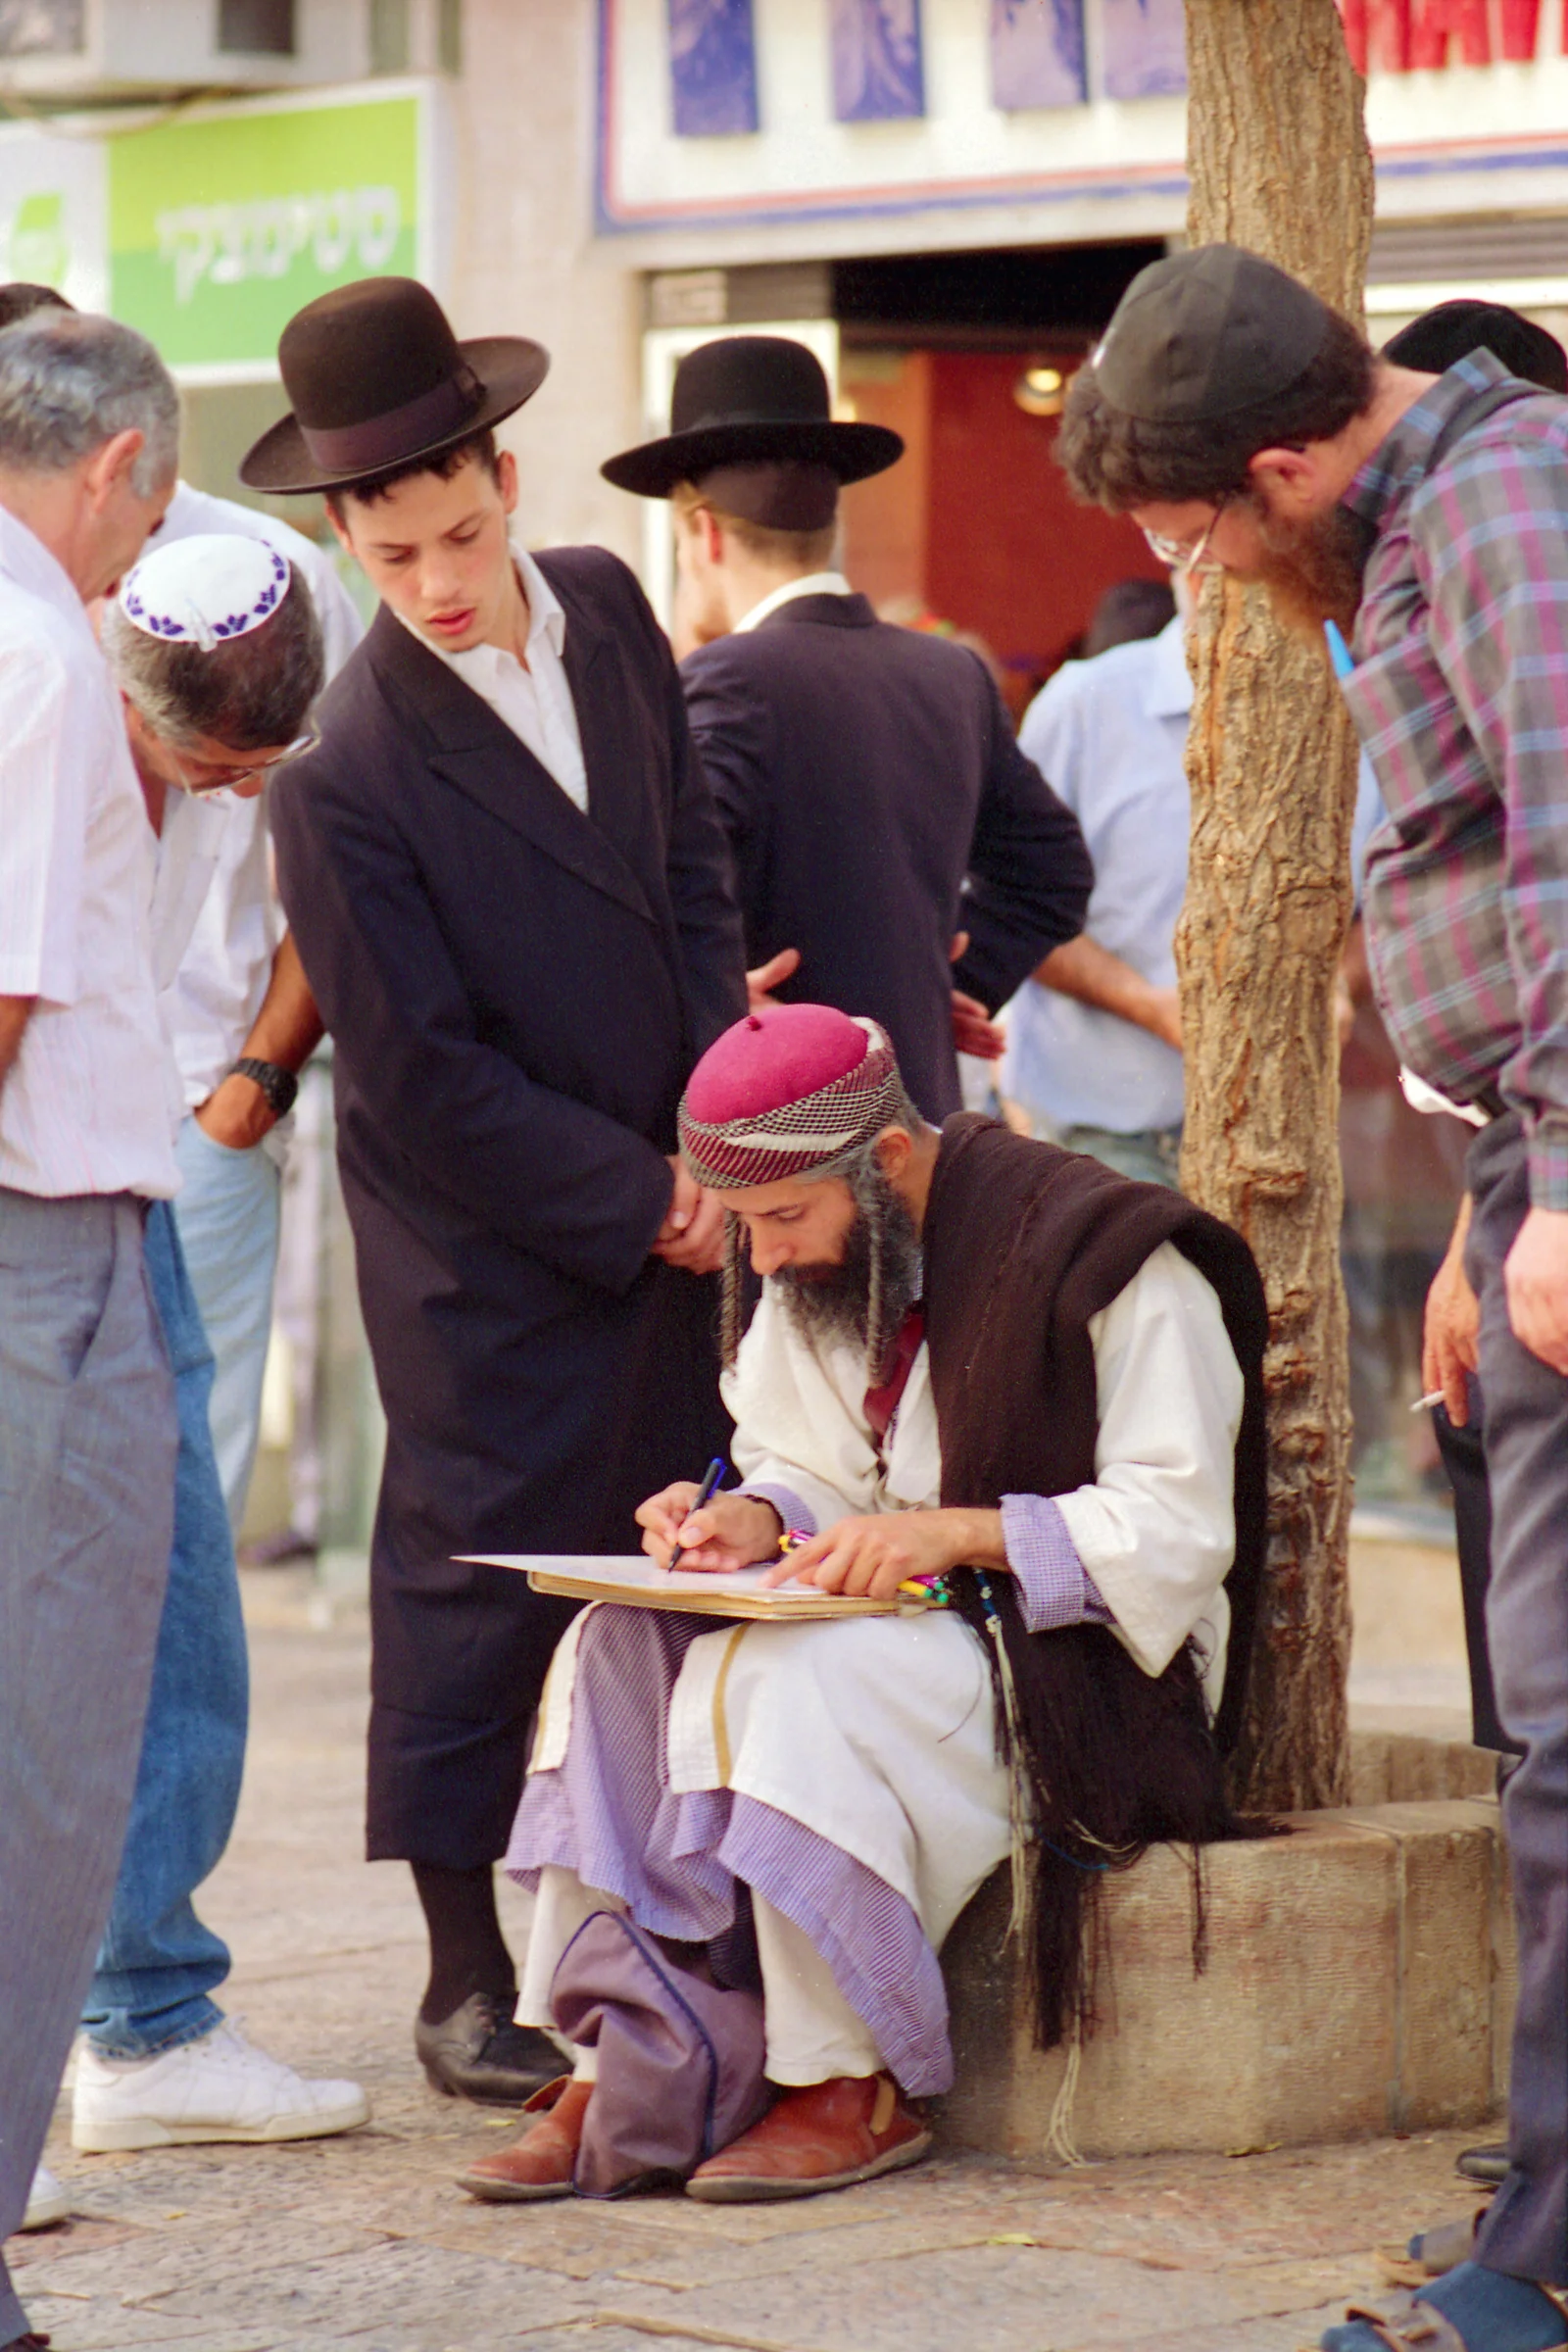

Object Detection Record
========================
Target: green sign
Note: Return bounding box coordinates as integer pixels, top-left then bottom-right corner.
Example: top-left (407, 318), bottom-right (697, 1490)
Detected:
top-left (108, 93), bottom-right (419, 370)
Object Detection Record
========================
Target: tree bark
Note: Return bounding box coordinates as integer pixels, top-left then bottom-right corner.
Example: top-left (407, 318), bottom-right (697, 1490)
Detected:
top-left (1180, 0), bottom-right (1373, 1809)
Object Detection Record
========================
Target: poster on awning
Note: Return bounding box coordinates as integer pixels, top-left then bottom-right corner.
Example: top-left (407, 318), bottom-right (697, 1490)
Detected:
top-left (667, 0), bottom-right (759, 136)
top-left (989, 0), bottom-right (1087, 109)
top-left (1101, 0), bottom-right (1187, 97)
top-left (830, 0), bottom-right (925, 122)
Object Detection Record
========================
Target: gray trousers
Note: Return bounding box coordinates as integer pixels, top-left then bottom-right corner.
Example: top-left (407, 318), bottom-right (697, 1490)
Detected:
top-left (1464, 1117), bottom-right (1568, 2288)
top-left (0, 1191), bottom-right (174, 2346)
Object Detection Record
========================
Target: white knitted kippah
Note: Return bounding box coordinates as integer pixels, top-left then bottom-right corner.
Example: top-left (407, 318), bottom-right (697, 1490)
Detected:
top-left (119, 533), bottom-right (290, 656)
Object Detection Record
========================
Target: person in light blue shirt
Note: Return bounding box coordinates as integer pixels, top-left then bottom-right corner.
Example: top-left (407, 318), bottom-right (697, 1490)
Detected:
top-left (1003, 606), bottom-right (1190, 1186)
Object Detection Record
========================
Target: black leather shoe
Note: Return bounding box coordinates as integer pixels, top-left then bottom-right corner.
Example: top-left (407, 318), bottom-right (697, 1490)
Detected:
top-left (1456, 2140), bottom-right (1509, 2185)
top-left (415, 1990), bottom-right (564, 2104)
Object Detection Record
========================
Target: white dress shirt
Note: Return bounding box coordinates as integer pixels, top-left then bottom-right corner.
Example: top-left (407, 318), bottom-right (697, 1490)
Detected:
top-left (152, 482), bottom-right (365, 1113)
top-left (733, 569), bottom-right (853, 634)
top-left (400, 540), bottom-right (589, 811)
top-left (0, 507), bottom-right (178, 1200)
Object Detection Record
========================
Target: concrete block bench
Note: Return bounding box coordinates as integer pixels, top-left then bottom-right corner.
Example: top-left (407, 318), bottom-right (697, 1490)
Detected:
top-left (940, 1796), bottom-right (1515, 2162)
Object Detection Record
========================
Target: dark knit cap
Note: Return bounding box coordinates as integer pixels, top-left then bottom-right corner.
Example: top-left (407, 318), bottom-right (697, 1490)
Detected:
top-left (1091, 244), bottom-right (1335, 423)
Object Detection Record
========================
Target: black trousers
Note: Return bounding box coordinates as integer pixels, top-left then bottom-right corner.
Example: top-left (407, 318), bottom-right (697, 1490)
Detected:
top-left (1433, 1389), bottom-right (1523, 1757)
top-left (1463, 1115), bottom-right (1568, 2286)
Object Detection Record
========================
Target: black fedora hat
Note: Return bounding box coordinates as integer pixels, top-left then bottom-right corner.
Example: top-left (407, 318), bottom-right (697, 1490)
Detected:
top-left (240, 276), bottom-right (549, 496)
top-left (602, 334), bottom-right (903, 500)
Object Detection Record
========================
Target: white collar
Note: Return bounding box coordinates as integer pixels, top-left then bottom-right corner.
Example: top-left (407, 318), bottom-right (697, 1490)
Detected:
top-left (1143, 613), bottom-right (1194, 719)
top-left (395, 536), bottom-right (565, 670)
top-left (734, 569), bottom-right (853, 634)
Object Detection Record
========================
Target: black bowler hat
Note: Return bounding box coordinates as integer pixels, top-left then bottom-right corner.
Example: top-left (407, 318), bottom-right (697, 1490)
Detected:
top-left (1091, 244), bottom-right (1335, 424)
top-left (239, 276), bottom-right (549, 495)
top-left (1383, 298), bottom-right (1568, 395)
top-left (602, 335), bottom-right (903, 505)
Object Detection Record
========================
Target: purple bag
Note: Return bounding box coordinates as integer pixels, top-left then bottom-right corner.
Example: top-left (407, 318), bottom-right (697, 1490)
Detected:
top-left (550, 1909), bottom-right (769, 2197)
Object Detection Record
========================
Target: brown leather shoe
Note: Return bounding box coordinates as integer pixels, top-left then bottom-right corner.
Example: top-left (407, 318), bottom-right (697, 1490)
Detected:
top-left (456, 2075), bottom-right (591, 2201)
top-left (685, 2072), bottom-right (930, 2203)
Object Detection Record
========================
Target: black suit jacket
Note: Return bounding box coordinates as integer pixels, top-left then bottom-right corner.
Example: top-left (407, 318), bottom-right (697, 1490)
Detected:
top-left (270, 547), bottom-right (746, 1859)
top-left (682, 593), bottom-right (1093, 1119)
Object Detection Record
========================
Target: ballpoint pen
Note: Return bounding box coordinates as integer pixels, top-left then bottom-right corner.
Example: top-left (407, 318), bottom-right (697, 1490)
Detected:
top-left (667, 1455), bottom-right (726, 1571)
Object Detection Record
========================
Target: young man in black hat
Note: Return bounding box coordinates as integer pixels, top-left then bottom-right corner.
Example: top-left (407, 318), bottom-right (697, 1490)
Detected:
top-left (1059, 243), bottom-right (1567, 2352)
top-left (602, 335), bottom-right (1093, 1123)
top-left (243, 276), bottom-right (747, 2106)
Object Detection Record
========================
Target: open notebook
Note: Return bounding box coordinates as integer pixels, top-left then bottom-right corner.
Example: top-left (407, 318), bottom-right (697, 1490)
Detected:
top-left (459, 1553), bottom-right (932, 1621)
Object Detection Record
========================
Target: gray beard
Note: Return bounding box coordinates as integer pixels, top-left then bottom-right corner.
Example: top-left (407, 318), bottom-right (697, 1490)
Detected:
top-left (772, 1163), bottom-right (923, 1373)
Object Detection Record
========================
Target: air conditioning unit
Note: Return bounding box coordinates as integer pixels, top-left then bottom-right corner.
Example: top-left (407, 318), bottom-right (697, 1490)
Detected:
top-left (0, 0), bottom-right (364, 97)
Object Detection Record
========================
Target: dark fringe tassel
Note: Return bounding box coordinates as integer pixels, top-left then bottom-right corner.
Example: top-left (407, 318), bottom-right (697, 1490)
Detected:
top-left (952, 1570), bottom-right (1247, 2056)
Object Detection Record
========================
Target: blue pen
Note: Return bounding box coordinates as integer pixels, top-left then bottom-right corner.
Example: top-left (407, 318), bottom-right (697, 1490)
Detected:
top-left (667, 1455), bottom-right (726, 1572)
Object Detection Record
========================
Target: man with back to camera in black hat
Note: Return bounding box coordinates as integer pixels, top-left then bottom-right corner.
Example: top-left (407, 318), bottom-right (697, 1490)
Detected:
top-left (601, 335), bottom-right (1094, 1122)
top-left (1059, 244), bottom-right (1567, 2352)
top-left (240, 277), bottom-right (748, 2107)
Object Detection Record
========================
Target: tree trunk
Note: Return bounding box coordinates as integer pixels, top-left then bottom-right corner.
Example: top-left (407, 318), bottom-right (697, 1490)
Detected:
top-left (1180, 0), bottom-right (1373, 1810)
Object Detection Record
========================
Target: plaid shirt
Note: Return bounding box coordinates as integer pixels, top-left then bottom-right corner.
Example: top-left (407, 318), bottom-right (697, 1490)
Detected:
top-left (1344, 351), bottom-right (1568, 1209)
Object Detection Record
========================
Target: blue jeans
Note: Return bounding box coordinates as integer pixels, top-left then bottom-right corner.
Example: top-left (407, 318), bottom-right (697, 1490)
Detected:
top-left (1022, 1106), bottom-right (1184, 1191)
top-left (172, 1114), bottom-right (282, 1533)
top-left (1464, 1116), bottom-right (1568, 2287)
top-left (81, 1200), bottom-right (250, 2059)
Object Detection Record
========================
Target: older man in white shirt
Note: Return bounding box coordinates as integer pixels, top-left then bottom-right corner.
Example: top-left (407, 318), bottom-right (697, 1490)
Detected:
top-left (0, 308), bottom-right (181, 2352)
top-left (0, 282), bottom-right (363, 1535)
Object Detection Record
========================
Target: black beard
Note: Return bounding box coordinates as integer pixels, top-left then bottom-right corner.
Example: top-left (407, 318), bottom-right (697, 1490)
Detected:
top-left (772, 1169), bottom-right (923, 1369)
top-left (1246, 494), bottom-right (1373, 644)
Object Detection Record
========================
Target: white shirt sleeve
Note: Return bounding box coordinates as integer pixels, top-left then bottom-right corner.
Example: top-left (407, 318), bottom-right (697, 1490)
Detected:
top-left (1053, 1240), bottom-right (1244, 1680)
top-left (0, 643), bottom-right (81, 1003)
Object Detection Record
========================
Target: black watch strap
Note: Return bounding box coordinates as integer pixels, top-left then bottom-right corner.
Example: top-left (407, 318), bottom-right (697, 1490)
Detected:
top-left (231, 1057), bottom-right (299, 1117)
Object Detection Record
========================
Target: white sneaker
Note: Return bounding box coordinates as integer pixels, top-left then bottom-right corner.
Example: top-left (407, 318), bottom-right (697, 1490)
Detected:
top-left (20, 2165), bottom-right (70, 2231)
top-left (71, 2019), bottom-right (370, 2152)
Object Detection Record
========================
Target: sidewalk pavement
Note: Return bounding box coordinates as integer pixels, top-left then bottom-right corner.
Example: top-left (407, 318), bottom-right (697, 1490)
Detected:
top-left (10, 1575), bottom-right (1492, 2352)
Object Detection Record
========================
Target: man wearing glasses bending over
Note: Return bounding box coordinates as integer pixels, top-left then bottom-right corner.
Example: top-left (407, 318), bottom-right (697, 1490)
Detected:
top-left (57, 534), bottom-right (370, 2169)
top-left (1059, 242), bottom-right (1567, 2352)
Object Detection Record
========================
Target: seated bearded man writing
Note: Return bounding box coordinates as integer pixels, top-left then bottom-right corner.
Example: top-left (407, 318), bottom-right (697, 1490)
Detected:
top-left (464, 1004), bottom-right (1268, 2205)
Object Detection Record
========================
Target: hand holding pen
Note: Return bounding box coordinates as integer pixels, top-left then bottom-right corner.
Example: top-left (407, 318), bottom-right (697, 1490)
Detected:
top-left (665, 1456), bottom-right (727, 1571)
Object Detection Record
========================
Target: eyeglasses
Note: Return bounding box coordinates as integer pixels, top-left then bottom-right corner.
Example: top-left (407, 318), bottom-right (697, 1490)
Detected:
top-left (172, 727), bottom-right (320, 797)
top-left (1142, 502), bottom-right (1228, 575)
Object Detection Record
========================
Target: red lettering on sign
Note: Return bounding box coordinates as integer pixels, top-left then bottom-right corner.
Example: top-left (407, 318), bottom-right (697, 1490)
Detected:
top-left (1339, 0), bottom-right (1414, 71)
top-left (1409, 0), bottom-right (1492, 63)
top-left (1498, 0), bottom-right (1541, 58)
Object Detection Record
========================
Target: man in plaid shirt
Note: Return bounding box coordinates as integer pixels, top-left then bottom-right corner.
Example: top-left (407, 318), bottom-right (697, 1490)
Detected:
top-left (1059, 244), bottom-right (1567, 2352)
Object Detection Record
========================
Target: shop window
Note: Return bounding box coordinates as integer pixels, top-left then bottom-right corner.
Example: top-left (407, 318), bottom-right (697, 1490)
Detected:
top-left (0, 0), bottom-right (84, 52)
top-left (217, 0), bottom-right (295, 54)
top-left (368, 0), bottom-right (409, 73)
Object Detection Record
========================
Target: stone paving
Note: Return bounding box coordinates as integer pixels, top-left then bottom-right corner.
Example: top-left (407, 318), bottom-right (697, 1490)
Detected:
top-left (10, 1573), bottom-right (1493, 2352)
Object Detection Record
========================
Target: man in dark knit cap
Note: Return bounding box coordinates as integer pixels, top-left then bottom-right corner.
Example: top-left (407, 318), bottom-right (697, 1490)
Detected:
top-left (602, 336), bottom-right (1094, 1121)
top-left (458, 1003), bottom-right (1266, 2206)
top-left (1060, 243), bottom-right (1568, 2352)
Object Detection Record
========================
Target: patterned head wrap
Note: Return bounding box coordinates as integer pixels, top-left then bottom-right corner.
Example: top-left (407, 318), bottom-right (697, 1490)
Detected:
top-left (679, 1004), bottom-right (906, 1191)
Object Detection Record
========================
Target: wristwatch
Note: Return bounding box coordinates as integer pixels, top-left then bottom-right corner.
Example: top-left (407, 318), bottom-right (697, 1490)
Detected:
top-left (230, 1056), bottom-right (299, 1118)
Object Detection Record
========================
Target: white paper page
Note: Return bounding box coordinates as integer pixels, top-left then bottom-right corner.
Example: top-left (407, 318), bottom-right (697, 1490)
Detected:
top-left (459, 1552), bottom-right (809, 1602)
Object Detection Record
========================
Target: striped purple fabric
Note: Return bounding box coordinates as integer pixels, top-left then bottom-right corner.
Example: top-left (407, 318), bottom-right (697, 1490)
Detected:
top-left (505, 1604), bottom-right (956, 2095)
top-left (1344, 350), bottom-right (1568, 1207)
top-left (1002, 1494), bottom-right (1113, 1629)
